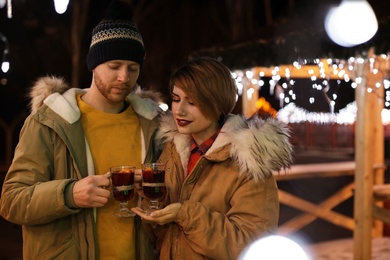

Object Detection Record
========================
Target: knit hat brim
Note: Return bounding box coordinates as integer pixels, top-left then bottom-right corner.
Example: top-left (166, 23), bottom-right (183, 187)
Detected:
top-left (87, 39), bottom-right (145, 70)
top-left (86, 0), bottom-right (145, 71)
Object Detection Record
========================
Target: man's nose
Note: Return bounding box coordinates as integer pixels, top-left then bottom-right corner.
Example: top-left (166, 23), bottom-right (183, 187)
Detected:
top-left (118, 69), bottom-right (129, 82)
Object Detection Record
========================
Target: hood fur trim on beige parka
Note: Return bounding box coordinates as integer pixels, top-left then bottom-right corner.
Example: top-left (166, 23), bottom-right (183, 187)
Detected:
top-left (29, 76), bottom-right (69, 114)
top-left (28, 76), bottom-right (163, 122)
top-left (156, 112), bottom-right (293, 182)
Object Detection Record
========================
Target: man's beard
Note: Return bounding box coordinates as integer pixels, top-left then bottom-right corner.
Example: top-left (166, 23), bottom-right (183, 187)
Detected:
top-left (94, 73), bottom-right (133, 104)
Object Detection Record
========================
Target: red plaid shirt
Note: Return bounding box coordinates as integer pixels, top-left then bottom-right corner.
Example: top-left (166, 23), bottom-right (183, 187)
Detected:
top-left (187, 129), bottom-right (221, 176)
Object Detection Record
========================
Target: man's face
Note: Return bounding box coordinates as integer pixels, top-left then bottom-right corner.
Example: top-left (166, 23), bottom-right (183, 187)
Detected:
top-left (93, 60), bottom-right (140, 104)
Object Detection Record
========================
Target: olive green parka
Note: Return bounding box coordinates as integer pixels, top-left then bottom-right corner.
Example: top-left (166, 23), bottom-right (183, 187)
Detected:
top-left (0, 76), bottom-right (162, 259)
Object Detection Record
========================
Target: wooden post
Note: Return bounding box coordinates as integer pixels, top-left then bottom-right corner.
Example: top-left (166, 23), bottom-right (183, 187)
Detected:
top-left (371, 56), bottom-right (387, 238)
top-left (353, 48), bottom-right (385, 259)
top-left (354, 55), bottom-right (374, 260)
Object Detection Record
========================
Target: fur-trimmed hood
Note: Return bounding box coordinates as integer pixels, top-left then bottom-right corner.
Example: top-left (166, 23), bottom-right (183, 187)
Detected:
top-left (156, 112), bottom-right (293, 181)
top-left (28, 76), bottom-right (162, 123)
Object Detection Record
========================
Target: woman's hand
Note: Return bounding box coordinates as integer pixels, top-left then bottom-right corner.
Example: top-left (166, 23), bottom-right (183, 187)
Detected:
top-left (131, 203), bottom-right (182, 225)
top-left (134, 169), bottom-right (146, 197)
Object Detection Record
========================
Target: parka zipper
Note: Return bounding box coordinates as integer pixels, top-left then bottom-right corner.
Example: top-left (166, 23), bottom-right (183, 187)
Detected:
top-left (172, 157), bottom-right (205, 258)
top-left (172, 160), bottom-right (181, 257)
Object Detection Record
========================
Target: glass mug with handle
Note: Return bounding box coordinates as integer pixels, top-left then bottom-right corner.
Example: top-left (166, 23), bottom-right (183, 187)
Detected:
top-left (141, 162), bottom-right (166, 215)
top-left (110, 165), bottom-right (136, 217)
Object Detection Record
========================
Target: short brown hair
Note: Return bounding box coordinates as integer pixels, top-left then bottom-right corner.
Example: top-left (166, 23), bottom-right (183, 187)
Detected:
top-left (169, 57), bottom-right (237, 121)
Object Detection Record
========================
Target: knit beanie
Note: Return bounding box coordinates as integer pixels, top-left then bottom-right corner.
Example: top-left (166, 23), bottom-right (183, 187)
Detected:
top-left (86, 0), bottom-right (145, 71)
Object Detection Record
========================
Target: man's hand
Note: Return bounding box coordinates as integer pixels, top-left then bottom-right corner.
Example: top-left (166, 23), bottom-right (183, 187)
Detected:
top-left (73, 174), bottom-right (111, 208)
top-left (131, 203), bottom-right (182, 225)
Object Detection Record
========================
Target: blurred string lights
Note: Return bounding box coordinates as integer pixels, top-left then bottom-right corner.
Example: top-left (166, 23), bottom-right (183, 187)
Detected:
top-left (0, 0), bottom-right (69, 17)
top-left (0, 0), bottom-right (70, 83)
top-left (0, 0), bottom-right (11, 81)
top-left (233, 0), bottom-right (390, 125)
top-left (0, 31), bottom-right (9, 74)
top-left (233, 53), bottom-right (390, 125)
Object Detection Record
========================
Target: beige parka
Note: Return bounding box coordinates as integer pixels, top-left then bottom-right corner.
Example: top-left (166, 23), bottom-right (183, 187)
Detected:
top-left (143, 112), bottom-right (293, 259)
top-left (0, 76), bottom-right (162, 260)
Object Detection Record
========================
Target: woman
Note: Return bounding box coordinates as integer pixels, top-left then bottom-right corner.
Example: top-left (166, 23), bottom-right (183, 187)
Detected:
top-left (132, 57), bottom-right (293, 259)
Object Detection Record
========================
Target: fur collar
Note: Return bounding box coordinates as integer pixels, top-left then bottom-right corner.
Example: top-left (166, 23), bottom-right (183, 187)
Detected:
top-left (28, 76), bottom-right (162, 123)
top-left (156, 112), bottom-right (293, 181)
top-left (29, 76), bottom-right (70, 114)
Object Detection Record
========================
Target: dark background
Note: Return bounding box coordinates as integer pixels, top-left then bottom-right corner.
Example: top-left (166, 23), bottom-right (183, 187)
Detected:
top-left (0, 0), bottom-right (389, 123)
top-left (1, 1), bottom-right (390, 258)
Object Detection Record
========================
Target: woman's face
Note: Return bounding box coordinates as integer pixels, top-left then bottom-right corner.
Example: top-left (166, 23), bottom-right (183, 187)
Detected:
top-left (171, 86), bottom-right (220, 145)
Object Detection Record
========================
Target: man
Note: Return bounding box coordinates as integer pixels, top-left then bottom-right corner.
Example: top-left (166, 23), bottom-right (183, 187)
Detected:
top-left (0, 1), bottom-right (161, 259)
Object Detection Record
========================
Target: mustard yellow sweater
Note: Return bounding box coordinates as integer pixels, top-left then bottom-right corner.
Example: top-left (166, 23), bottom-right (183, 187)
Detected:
top-left (78, 95), bottom-right (141, 260)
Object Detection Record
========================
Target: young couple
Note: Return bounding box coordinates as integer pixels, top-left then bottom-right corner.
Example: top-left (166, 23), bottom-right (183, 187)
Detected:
top-left (0, 1), bottom-right (292, 259)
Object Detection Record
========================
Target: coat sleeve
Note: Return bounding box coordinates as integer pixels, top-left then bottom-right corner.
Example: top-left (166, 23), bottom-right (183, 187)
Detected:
top-left (0, 116), bottom-right (79, 225)
top-left (175, 173), bottom-right (279, 259)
